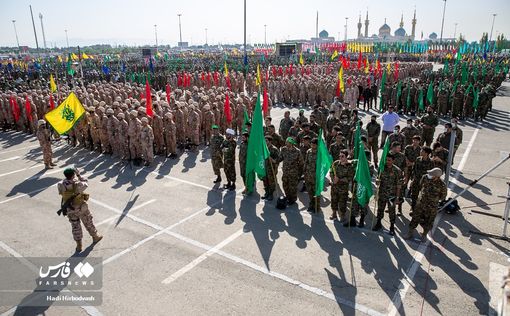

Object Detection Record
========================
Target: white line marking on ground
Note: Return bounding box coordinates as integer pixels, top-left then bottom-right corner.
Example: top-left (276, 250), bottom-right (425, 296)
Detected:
top-left (164, 230), bottom-right (385, 316)
top-left (386, 127), bottom-right (479, 316)
top-left (93, 199), bottom-right (158, 227)
top-left (149, 171), bottom-right (212, 191)
top-left (0, 240), bottom-right (103, 316)
top-left (0, 145), bottom-right (39, 155)
top-left (90, 199), bottom-right (159, 229)
top-left (0, 156), bottom-right (20, 163)
top-left (162, 229), bottom-right (244, 285)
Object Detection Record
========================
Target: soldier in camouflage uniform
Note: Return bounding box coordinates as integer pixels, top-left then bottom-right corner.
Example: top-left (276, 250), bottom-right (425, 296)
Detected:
top-left (388, 125), bottom-right (406, 149)
top-left (262, 135), bottom-right (280, 201)
top-left (329, 132), bottom-right (346, 162)
top-left (164, 112), bottom-right (177, 158)
top-left (36, 120), bottom-right (56, 169)
top-left (304, 138), bottom-right (319, 213)
top-left (401, 118), bottom-right (419, 146)
top-left (116, 113), bottom-right (129, 160)
top-left (279, 137), bottom-right (303, 205)
top-left (420, 106), bottom-right (439, 147)
top-left (222, 128), bottom-right (237, 190)
top-left (366, 115), bottom-right (381, 168)
top-left (404, 167), bottom-right (447, 240)
top-left (140, 117), bottom-right (154, 166)
top-left (210, 125), bottom-right (224, 183)
top-left (58, 168), bottom-right (102, 252)
top-left (239, 132), bottom-right (249, 192)
top-left (390, 142), bottom-right (406, 215)
top-left (279, 111), bottom-right (294, 140)
top-left (329, 150), bottom-right (354, 222)
top-left (432, 142), bottom-right (449, 173)
top-left (403, 135), bottom-right (422, 191)
top-left (373, 153), bottom-right (402, 235)
top-left (409, 146), bottom-right (435, 211)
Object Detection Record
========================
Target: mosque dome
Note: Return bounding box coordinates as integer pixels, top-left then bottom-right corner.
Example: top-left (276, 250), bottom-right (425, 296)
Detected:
top-left (429, 32), bottom-right (438, 40)
top-left (378, 22), bottom-right (391, 37)
top-left (394, 27), bottom-right (406, 37)
top-left (319, 30), bottom-right (329, 38)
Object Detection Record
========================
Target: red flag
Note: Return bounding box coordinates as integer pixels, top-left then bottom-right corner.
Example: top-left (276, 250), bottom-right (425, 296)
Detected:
top-left (225, 76), bottom-right (231, 89)
top-left (10, 96), bottom-right (20, 122)
top-left (357, 52), bottom-right (362, 69)
top-left (145, 79), bottom-right (154, 117)
top-left (394, 62), bottom-right (399, 80)
top-left (177, 74), bottom-right (182, 87)
top-left (262, 88), bottom-right (269, 115)
top-left (25, 96), bottom-right (32, 122)
top-left (49, 94), bottom-right (55, 110)
top-left (289, 64), bottom-right (293, 77)
top-left (165, 83), bottom-right (171, 104)
top-left (336, 79), bottom-right (341, 97)
top-left (224, 93), bottom-right (232, 124)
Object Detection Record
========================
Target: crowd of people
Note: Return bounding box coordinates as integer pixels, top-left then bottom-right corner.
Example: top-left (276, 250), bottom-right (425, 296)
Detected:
top-left (1, 51), bottom-right (508, 240)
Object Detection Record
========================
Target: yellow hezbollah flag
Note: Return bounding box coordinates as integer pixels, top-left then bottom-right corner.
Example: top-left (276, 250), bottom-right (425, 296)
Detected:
top-left (57, 55), bottom-right (63, 63)
top-left (82, 53), bottom-right (90, 59)
top-left (256, 64), bottom-right (262, 86)
top-left (331, 50), bottom-right (338, 61)
top-left (299, 52), bottom-right (304, 65)
top-left (338, 66), bottom-right (345, 93)
top-left (224, 62), bottom-right (229, 77)
top-left (71, 53), bottom-right (79, 61)
top-left (45, 92), bottom-right (85, 135)
top-left (49, 74), bottom-right (57, 93)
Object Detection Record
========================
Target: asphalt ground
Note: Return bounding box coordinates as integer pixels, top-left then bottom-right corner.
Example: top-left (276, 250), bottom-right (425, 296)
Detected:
top-left (0, 80), bottom-right (509, 316)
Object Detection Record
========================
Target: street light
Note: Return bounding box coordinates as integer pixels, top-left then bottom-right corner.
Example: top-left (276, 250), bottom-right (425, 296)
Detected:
top-left (12, 20), bottom-right (20, 50)
top-left (154, 24), bottom-right (158, 51)
top-left (489, 14), bottom-right (497, 42)
top-left (264, 24), bottom-right (267, 45)
top-left (177, 14), bottom-right (183, 46)
top-left (205, 28), bottom-right (208, 45)
top-left (39, 13), bottom-right (47, 49)
top-left (344, 17), bottom-right (349, 41)
top-left (439, 0), bottom-right (447, 43)
top-left (65, 29), bottom-right (69, 49)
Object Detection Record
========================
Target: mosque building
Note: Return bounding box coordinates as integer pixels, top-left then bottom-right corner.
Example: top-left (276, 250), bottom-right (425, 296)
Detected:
top-left (355, 10), bottom-right (418, 43)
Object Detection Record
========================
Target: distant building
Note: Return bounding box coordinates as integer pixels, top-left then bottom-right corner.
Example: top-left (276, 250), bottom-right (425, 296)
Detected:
top-left (355, 10), bottom-right (417, 43)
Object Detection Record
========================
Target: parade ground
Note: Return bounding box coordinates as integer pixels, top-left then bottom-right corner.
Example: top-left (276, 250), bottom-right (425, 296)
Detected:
top-left (0, 82), bottom-right (509, 316)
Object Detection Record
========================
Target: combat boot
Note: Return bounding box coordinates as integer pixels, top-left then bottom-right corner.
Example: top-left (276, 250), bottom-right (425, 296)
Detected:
top-left (358, 215), bottom-right (365, 228)
top-left (389, 223), bottom-right (395, 236)
top-left (403, 228), bottom-right (416, 240)
top-left (372, 218), bottom-right (382, 231)
top-left (224, 182), bottom-right (231, 190)
top-left (213, 175), bottom-right (222, 183)
top-left (421, 229), bottom-right (429, 241)
top-left (343, 215), bottom-right (357, 227)
top-left (92, 234), bottom-right (103, 244)
top-left (265, 192), bottom-right (273, 201)
top-left (75, 240), bottom-right (83, 252)
top-left (229, 183), bottom-right (236, 191)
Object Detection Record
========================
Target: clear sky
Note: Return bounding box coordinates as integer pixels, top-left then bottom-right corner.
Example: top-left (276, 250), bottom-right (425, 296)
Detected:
top-left (1, 0), bottom-right (509, 48)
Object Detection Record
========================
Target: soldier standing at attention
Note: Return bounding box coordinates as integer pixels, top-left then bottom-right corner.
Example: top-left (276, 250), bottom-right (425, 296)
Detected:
top-left (36, 120), bottom-right (56, 169)
top-left (404, 167), bottom-right (447, 240)
top-left (279, 137), bottom-right (303, 205)
top-left (140, 117), bottom-right (154, 166)
top-left (420, 106), bottom-right (439, 147)
top-left (366, 115), bottom-right (381, 168)
top-left (329, 150), bottom-right (354, 223)
top-left (262, 135), bottom-right (280, 201)
top-left (373, 153), bottom-right (402, 236)
top-left (239, 132), bottom-right (249, 193)
top-left (210, 125), bottom-right (224, 184)
top-left (304, 138), bottom-right (319, 213)
top-left (58, 168), bottom-right (102, 252)
top-left (222, 128), bottom-right (237, 191)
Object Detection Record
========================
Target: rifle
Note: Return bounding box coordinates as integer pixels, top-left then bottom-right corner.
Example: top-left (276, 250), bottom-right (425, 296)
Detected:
top-left (57, 194), bottom-right (78, 216)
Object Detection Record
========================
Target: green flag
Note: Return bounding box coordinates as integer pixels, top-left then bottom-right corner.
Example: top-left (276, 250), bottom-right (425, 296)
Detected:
top-left (315, 129), bottom-right (333, 196)
top-left (352, 121), bottom-right (361, 160)
top-left (245, 92), bottom-right (270, 193)
top-left (354, 141), bottom-right (374, 206)
top-left (379, 70), bottom-right (387, 111)
top-left (66, 53), bottom-right (75, 76)
top-left (406, 82), bottom-right (411, 109)
top-left (242, 108), bottom-right (250, 132)
top-left (473, 87), bottom-right (479, 109)
top-left (450, 80), bottom-right (459, 102)
top-left (461, 63), bottom-right (468, 84)
top-left (443, 59), bottom-right (449, 74)
top-left (378, 137), bottom-right (390, 175)
top-left (426, 82), bottom-right (434, 105)
top-left (396, 80), bottom-right (402, 107)
top-left (418, 88), bottom-right (425, 111)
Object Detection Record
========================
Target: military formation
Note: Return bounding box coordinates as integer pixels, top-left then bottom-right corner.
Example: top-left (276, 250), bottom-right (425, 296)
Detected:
top-left (0, 54), bottom-right (508, 243)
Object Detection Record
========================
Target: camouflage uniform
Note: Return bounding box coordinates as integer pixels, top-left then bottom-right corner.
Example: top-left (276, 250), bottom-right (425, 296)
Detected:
top-left (58, 178), bottom-right (98, 242)
top-left (222, 138), bottom-right (237, 183)
top-left (410, 157), bottom-right (435, 208)
top-left (420, 112), bottom-right (439, 146)
top-left (408, 175), bottom-right (447, 231)
top-left (329, 160), bottom-right (354, 219)
top-left (36, 125), bottom-right (53, 167)
top-left (239, 139), bottom-right (248, 184)
top-left (263, 143), bottom-right (280, 198)
top-left (140, 123), bottom-right (154, 164)
top-left (366, 121), bottom-right (381, 166)
top-left (210, 133), bottom-right (225, 177)
top-left (304, 148), bottom-right (319, 211)
top-left (279, 145), bottom-right (303, 203)
top-left (329, 140), bottom-right (346, 162)
top-left (279, 117), bottom-right (294, 140)
top-left (376, 164), bottom-right (402, 224)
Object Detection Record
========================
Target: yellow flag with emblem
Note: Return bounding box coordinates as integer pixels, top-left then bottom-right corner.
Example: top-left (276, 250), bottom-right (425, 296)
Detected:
top-left (49, 74), bottom-right (57, 93)
top-left (44, 92), bottom-right (85, 135)
top-left (82, 53), bottom-right (90, 59)
top-left (256, 64), bottom-right (262, 86)
top-left (299, 52), bottom-right (304, 66)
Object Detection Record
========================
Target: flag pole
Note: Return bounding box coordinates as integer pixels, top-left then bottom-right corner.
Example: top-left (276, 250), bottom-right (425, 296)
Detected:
top-left (347, 182), bottom-right (357, 227)
top-left (371, 175), bottom-right (381, 229)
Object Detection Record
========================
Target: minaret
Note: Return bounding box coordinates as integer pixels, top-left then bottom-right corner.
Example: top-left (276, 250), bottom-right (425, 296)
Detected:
top-left (399, 13), bottom-right (404, 28)
top-left (364, 11), bottom-right (369, 37)
top-left (411, 9), bottom-right (417, 40)
top-left (357, 14), bottom-right (362, 38)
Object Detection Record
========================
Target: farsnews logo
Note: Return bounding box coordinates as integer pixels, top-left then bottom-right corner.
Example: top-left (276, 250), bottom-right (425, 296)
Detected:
top-left (39, 261), bottom-right (94, 278)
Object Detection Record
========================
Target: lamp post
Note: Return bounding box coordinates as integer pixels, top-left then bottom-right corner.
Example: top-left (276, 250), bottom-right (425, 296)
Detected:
top-left (65, 29), bottom-right (69, 49)
top-left (12, 20), bottom-right (20, 50)
top-left (344, 17), bottom-right (349, 41)
top-left (439, 0), bottom-right (447, 43)
top-left (154, 24), bottom-right (158, 51)
top-left (264, 24), bottom-right (267, 45)
top-left (39, 13), bottom-right (47, 49)
top-left (205, 28), bottom-right (208, 45)
top-left (489, 13), bottom-right (497, 42)
top-left (177, 14), bottom-right (183, 47)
